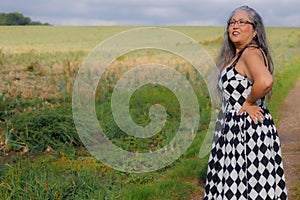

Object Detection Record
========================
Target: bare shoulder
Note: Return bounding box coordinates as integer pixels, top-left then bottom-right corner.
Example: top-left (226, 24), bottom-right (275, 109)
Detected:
top-left (241, 47), bottom-right (265, 66)
top-left (239, 46), bottom-right (270, 80)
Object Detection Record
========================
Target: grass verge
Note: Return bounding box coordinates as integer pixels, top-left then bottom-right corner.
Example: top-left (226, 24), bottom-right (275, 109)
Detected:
top-left (269, 57), bottom-right (300, 199)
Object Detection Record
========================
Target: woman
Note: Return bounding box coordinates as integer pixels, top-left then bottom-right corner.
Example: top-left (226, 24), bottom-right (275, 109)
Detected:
top-left (204, 5), bottom-right (287, 200)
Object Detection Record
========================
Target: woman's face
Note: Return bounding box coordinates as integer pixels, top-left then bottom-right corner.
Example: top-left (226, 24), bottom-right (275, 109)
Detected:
top-left (228, 10), bottom-right (257, 49)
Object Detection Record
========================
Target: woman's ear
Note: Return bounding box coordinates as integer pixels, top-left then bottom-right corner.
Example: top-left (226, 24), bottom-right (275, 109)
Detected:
top-left (253, 31), bottom-right (257, 38)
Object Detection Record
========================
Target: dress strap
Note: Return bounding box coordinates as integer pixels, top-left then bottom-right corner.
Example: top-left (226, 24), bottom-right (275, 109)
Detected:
top-left (232, 44), bottom-right (268, 68)
top-left (257, 48), bottom-right (268, 68)
top-left (246, 45), bottom-right (268, 67)
top-left (231, 45), bottom-right (248, 67)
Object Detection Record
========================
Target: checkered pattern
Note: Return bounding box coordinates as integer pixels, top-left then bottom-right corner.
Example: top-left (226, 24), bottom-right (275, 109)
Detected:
top-left (204, 53), bottom-right (287, 199)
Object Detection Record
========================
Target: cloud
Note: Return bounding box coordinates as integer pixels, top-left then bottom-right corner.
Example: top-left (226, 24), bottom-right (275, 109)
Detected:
top-left (143, 7), bottom-right (184, 19)
top-left (51, 18), bottom-right (153, 26)
top-left (182, 20), bottom-right (220, 26)
top-left (0, 0), bottom-right (299, 26)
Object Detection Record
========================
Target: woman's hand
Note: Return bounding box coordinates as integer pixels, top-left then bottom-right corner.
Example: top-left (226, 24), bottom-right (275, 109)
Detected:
top-left (238, 100), bottom-right (264, 123)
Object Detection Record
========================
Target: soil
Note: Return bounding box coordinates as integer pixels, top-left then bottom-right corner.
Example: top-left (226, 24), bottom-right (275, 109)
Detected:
top-left (278, 77), bottom-right (300, 200)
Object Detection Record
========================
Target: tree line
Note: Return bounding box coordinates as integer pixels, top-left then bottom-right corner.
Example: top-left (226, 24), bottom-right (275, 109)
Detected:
top-left (0, 12), bottom-right (50, 26)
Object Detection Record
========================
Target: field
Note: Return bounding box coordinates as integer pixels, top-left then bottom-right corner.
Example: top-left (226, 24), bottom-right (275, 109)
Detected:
top-left (0, 26), bottom-right (300, 199)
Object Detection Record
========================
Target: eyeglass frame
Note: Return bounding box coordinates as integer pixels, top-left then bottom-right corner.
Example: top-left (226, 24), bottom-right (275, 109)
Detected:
top-left (228, 19), bottom-right (254, 27)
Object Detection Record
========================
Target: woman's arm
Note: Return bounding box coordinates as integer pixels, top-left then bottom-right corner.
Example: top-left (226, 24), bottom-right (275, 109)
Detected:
top-left (237, 48), bottom-right (273, 123)
top-left (243, 48), bottom-right (273, 104)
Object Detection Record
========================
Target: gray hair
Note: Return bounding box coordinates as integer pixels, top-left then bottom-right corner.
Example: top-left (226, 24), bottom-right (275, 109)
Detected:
top-left (217, 5), bottom-right (274, 74)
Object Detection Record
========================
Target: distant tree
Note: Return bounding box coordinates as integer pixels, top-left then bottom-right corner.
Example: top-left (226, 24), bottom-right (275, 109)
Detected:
top-left (29, 21), bottom-right (51, 26)
top-left (0, 12), bottom-right (50, 26)
top-left (5, 12), bottom-right (30, 25)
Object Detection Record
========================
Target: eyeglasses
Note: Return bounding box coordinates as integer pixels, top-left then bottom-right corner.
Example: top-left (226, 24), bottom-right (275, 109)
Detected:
top-left (228, 19), bottom-right (254, 27)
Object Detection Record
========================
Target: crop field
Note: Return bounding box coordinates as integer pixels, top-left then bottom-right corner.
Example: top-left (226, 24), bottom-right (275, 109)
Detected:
top-left (0, 26), bottom-right (300, 199)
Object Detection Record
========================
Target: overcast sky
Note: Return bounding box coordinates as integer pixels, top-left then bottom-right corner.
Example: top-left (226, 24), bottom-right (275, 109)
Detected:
top-left (1, 0), bottom-right (300, 27)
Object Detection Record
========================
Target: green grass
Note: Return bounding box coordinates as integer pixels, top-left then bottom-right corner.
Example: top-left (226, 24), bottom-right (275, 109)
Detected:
top-left (0, 155), bottom-right (121, 199)
top-left (0, 129), bottom-right (207, 199)
top-left (1, 26), bottom-right (300, 199)
top-left (268, 57), bottom-right (300, 122)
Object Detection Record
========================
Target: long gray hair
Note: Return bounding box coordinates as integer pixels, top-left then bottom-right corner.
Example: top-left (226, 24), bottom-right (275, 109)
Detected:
top-left (216, 5), bottom-right (274, 75)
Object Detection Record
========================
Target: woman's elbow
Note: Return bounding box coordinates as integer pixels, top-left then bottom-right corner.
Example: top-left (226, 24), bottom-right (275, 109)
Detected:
top-left (264, 77), bottom-right (273, 92)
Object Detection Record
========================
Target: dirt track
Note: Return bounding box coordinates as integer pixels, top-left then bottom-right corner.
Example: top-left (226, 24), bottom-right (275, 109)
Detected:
top-left (278, 77), bottom-right (300, 199)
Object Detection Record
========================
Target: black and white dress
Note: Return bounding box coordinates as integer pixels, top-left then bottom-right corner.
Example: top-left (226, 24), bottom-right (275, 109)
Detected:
top-left (204, 47), bottom-right (287, 200)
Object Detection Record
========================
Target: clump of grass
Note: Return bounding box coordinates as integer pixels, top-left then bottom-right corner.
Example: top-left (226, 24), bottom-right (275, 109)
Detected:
top-left (0, 94), bottom-right (49, 153)
top-left (0, 153), bottom-right (161, 200)
top-left (8, 104), bottom-right (81, 152)
top-left (0, 157), bottom-right (109, 199)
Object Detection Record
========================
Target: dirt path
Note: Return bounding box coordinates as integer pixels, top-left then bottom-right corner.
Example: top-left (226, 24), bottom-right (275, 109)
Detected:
top-left (278, 77), bottom-right (300, 199)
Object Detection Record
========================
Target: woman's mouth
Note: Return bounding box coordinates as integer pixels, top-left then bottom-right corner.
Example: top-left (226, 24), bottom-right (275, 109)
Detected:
top-left (232, 31), bottom-right (240, 36)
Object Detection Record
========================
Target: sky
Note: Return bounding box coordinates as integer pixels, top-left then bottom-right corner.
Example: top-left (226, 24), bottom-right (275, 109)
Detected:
top-left (1, 0), bottom-right (300, 27)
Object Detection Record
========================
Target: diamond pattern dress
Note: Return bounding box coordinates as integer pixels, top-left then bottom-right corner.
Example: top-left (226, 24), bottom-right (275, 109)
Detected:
top-left (204, 47), bottom-right (288, 200)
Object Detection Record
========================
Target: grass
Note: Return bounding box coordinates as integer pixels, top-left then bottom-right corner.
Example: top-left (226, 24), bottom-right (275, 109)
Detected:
top-left (0, 26), bottom-right (300, 199)
top-left (1, 155), bottom-right (116, 199)
top-left (0, 131), bottom-right (207, 199)
top-left (268, 57), bottom-right (300, 122)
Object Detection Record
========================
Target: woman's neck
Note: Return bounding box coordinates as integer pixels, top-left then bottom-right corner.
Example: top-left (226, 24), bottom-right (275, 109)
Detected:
top-left (235, 40), bottom-right (257, 54)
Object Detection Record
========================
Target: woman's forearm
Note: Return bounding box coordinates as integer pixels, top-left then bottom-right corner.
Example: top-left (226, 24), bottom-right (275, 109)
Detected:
top-left (246, 79), bottom-right (273, 104)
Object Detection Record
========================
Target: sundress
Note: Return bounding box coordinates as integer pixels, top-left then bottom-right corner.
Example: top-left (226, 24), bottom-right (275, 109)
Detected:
top-left (204, 46), bottom-right (288, 200)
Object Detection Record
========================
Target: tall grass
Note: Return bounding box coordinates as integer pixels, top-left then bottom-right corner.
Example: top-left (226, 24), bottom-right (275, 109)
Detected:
top-left (0, 26), bottom-right (300, 199)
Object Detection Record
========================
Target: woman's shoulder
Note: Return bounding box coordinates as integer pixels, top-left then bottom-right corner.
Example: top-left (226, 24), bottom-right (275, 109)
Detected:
top-left (241, 46), bottom-right (265, 65)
